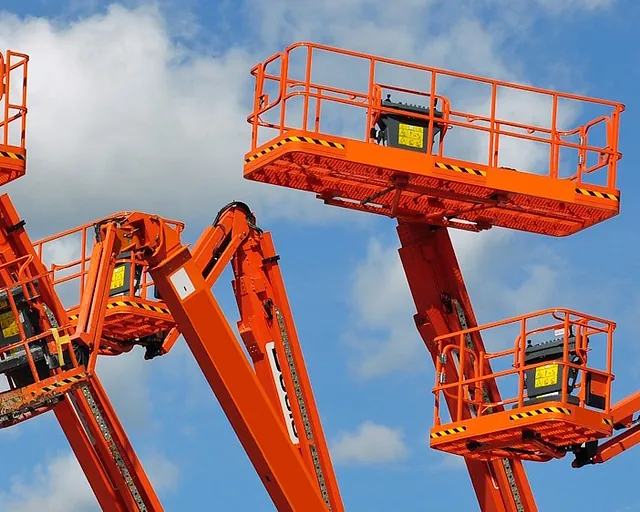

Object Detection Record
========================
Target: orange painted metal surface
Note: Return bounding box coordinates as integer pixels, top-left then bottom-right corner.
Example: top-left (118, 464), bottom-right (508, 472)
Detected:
top-left (430, 308), bottom-right (615, 463)
top-left (398, 222), bottom-right (537, 511)
top-left (33, 216), bottom-right (183, 357)
top-left (0, 50), bottom-right (28, 186)
top-left (0, 193), bottom-right (160, 510)
top-left (244, 42), bottom-right (624, 236)
top-left (70, 205), bottom-right (341, 511)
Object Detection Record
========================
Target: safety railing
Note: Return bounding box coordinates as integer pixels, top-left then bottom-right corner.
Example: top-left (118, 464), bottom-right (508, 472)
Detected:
top-left (247, 42), bottom-right (624, 190)
top-left (431, 308), bottom-right (615, 427)
top-left (0, 258), bottom-right (80, 394)
top-left (0, 50), bottom-right (28, 150)
top-left (33, 215), bottom-right (185, 311)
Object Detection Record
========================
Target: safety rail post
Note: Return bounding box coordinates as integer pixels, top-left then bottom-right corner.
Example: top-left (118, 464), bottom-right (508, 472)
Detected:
top-left (251, 63), bottom-right (264, 149)
top-left (578, 125), bottom-right (587, 184)
top-left (605, 322), bottom-right (614, 411)
top-left (2, 52), bottom-right (8, 146)
top-left (278, 51), bottom-right (290, 138)
top-left (302, 45), bottom-right (312, 132)
top-left (549, 94), bottom-right (559, 179)
top-left (365, 58), bottom-right (375, 141)
top-left (80, 226), bottom-right (88, 294)
top-left (518, 316), bottom-right (527, 409)
top-left (608, 106), bottom-right (623, 189)
top-left (16, 51), bottom-right (28, 149)
top-left (488, 83), bottom-right (498, 167)
top-left (561, 312), bottom-right (570, 404)
top-left (313, 87), bottom-right (322, 132)
top-left (426, 71), bottom-right (437, 156)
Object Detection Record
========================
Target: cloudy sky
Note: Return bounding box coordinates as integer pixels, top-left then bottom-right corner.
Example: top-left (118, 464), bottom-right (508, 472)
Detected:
top-left (0, 0), bottom-right (639, 510)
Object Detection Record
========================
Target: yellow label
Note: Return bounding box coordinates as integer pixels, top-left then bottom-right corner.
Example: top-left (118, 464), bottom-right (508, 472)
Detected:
top-left (110, 265), bottom-right (126, 290)
top-left (398, 123), bottom-right (424, 148)
top-left (534, 363), bottom-right (558, 388)
top-left (0, 310), bottom-right (18, 338)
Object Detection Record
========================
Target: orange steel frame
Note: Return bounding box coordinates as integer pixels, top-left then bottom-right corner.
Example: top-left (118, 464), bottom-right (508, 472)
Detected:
top-left (0, 48), bottom-right (343, 511)
top-left (49, 205), bottom-right (343, 512)
top-left (1, 41), bottom-right (639, 512)
top-left (8, 199), bottom-right (344, 511)
top-left (240, 41), bottom-right (639, 511)
top-left (244, 42), bottom-right (623, 237)
top-left (429, 309), bottom-right (616, 463)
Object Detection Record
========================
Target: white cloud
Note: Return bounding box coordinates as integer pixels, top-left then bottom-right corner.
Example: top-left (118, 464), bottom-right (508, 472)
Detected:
top-left (330, 421), bottom-right (409, 466)
top-left (94, 349), bottom-right (155, 429)
top-left (344, 229), bottom-right (509, 379)
top-left (0, 450), bottom-right (178, 512)
top-left (0, 452), bottom-right (98, 512)
top-left (0, 4), bottom-right (329, 236)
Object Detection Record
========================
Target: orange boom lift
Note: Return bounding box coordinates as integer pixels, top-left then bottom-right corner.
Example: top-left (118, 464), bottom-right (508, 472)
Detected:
top-left (1, 40), bottom-right (639, 512)
top-left (0, 49), bottom-right (342, 511)
top-left (33, 202), bottom-right (344, 511)
top-left (242, 41), bottom-right (636, 511)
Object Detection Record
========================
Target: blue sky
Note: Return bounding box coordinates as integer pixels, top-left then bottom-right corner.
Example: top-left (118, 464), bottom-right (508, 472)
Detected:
top-left (0, 0), bottom-right (639, 511)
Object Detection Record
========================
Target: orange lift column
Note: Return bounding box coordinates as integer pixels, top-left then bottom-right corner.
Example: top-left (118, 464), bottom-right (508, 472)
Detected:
top-left (190, 201), bottom-right (344, 510)
top-left (241, 42), bottom-right (626, 511)
top-left (397, 224), bottom-right (536, 511)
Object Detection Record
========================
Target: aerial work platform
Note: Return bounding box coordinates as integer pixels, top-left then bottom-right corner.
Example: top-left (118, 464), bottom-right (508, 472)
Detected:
top-left (0, 51), bottom-right (28, 187)
top-left (243, 42), bottom-right (624, 236)
top-left (34, 217), bottom-right (179, 358)
top-left (429, 309), bottom-right (616, 463)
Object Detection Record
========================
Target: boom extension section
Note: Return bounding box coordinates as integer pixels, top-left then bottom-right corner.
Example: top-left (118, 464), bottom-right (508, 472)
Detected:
top-left (0, 193), bottom-right (162, 511)
top-left (397, 223), bottom-right (537, 512)
top-left (68, 204), bottom-right (343, 512)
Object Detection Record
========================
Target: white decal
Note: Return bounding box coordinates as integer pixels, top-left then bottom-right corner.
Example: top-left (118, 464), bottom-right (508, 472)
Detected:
top-left (265, 341), bottom-right (299, 444)
top-left (169, 267), bottom-right (196, 300)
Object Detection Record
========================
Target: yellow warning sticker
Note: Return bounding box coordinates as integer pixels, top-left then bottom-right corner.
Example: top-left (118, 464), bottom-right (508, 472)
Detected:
top-left (110, 265), bottom-right (126, 290)
top-left (398, 123), bottom-right (424, 149)
top-left (534, 363), bottom-right (558, 388)
top-left (0, 310), bottom-right (18, 338)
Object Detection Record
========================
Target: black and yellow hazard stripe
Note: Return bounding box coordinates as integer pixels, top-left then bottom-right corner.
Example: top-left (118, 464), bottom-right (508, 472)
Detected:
top-left (430, 425), bottom-right (467, 439)
top-left (0, 150), bottom-right (25, 160)
top-left (575, 187), bottom-right (619, 201)
top-left (244, 136), bottom-right (345, 164)
top-left (68, 300), bottom-right (170, 321)
top-left (602, 418), bottom-right (614, 427)
top-left (435, 161), bottom-right (486, 176)
top-left (41, 373), bottom-right (86, 393)
top-left (509, 406), bottom-right (571, 421)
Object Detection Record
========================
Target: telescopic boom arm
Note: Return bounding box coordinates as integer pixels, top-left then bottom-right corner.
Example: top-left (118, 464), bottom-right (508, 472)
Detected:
top-left (71, 203), bottom-right (343, 512)
top-left (397, 222), bottom-right (537, 512)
